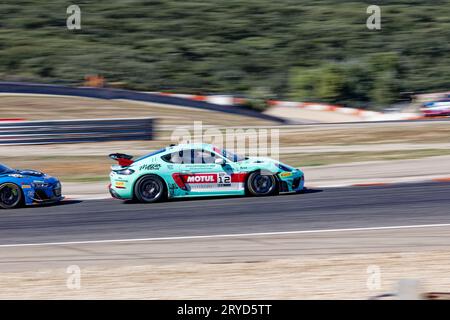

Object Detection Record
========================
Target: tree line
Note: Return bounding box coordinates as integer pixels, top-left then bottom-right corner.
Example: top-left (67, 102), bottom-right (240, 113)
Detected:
top-left (0, 0), bottom-right (449, 110)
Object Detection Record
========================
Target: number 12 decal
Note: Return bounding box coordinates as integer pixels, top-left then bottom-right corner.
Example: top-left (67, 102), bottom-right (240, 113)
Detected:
top-left (218, 174), bottom-right (231, 186)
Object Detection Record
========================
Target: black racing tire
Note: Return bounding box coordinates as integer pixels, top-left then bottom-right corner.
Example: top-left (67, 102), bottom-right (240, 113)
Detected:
top-left (0, 183), bottom-right (23, 209)
top-left (134, 175), bottom-right (166, 203)
top-left (246, 171), bottom-right (278, 197)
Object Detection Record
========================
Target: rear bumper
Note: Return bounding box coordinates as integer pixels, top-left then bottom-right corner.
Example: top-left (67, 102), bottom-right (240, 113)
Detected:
top-left (109, 184), bottom-right (132, 200)
top-left (109, 171), bottom-right (134, 200)
top-left (109, 186), bottom-right (126, 200)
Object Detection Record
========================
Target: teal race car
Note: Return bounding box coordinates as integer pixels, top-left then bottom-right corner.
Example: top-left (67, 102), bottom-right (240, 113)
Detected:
top-left (108, 143), bottom-right (305, 203)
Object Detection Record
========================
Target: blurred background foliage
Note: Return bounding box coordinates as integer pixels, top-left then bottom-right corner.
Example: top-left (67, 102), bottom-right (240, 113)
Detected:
top-left (0, 0), bottom-right (449, 110)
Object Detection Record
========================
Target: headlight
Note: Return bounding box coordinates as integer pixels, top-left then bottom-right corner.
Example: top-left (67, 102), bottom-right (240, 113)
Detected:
top-left (115, 168), bottom-right (135, 175)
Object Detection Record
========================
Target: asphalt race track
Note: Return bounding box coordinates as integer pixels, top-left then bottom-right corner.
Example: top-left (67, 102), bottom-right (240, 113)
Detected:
top-left (1, 182), bottom-right (449, 246)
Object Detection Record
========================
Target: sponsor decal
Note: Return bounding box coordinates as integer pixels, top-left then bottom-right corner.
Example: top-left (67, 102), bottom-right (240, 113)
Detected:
top-left (180, 172), bottom-right (247, 189)
top-left (186, 164), bottom-right (215, 169)
top-left (280, 172), bottom-right (293, 178)
top-left (168, 183), bottom-right (178, 194)
top-left (218, 173), bottom-right (232, 187)
top-left (115, 181), bottom-right (126, 188)
top-left (139, 164), bottom-right (161, 171)
top-left (185, 174), bottom-right (217, 184)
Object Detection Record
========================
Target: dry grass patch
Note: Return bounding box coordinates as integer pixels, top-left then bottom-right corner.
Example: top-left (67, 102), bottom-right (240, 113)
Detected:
top-left (1, 251), bottom-right (449, 299)
top-left (279, 123), bottom-right (450, 146)
top-left (0, 95), bottom-right (275, 127)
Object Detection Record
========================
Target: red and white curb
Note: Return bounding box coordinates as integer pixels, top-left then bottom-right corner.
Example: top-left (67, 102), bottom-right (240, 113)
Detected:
top-left (267, 100), bottom-right (429, 121)
top-left (150, 91), bottom-right (245, 106)
top-left (151, 92), bottom-right (429, 121)
top-left (152, 91), bottom-right (379, 119)
top-left (267, 100), bottom-right (382, 120)
top-left (0, 118), bottom-right (26, 122)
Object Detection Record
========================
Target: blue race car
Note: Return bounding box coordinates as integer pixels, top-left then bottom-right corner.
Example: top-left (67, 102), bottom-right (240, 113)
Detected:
top-left (0, 163), bottom-right (63, 209)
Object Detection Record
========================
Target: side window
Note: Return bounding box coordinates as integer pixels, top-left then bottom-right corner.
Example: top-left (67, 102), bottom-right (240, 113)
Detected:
top-left (162, 149), bottom-right (224, 164)
top-left (193, 149), bottom-right (209, 164)
top-left (193, 149), bottom-right (223, 164)
top-left (161, 150), bottom-right (192, 164)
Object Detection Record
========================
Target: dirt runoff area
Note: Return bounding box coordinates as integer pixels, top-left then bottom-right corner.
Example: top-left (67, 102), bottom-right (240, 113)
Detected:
top-left (0, 251), bottom-right (449, 299)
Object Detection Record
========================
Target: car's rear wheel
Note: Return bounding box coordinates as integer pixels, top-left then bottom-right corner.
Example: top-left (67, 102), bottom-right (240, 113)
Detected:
top-left (0, 183), bottom-right (23, 209)
top-left (246, 171), bottom-right (277, 197)
top-left (134, 175), bottom-right (166, 203)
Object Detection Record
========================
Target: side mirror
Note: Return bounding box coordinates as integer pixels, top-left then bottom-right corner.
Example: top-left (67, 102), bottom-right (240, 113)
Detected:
top-left (215, 158), bottom-right (226, 165)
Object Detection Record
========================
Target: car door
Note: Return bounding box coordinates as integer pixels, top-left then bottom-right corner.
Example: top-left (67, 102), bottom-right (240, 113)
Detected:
top-left (176, 148), bottom-right (243, 195)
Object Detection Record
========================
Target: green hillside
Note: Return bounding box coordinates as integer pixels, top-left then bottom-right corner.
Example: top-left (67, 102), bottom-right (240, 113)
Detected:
top-left (1, 0), bottom-right (449, 109)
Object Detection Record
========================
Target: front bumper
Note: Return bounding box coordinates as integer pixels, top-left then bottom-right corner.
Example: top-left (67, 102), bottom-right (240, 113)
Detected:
top-left (278, 170), bottom-right (305, 193)
top-left (24, 182), bottom-right (64, 205)
top-left (292, 175), bottom-right (305, 191)
top-left (33, 195), bottom-right (65, 205)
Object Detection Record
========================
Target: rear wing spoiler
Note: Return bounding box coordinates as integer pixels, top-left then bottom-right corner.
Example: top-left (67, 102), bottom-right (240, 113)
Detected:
top-left (109, 153), bottom-right (134, 167)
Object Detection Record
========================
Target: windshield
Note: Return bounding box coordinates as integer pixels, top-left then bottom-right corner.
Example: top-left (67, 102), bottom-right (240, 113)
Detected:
top-left (214, 147), bottom-right (246, 162)
top-left (0, 163), bottom-right (13, 174)
top-left (134, 148), bottom-right (166, 162)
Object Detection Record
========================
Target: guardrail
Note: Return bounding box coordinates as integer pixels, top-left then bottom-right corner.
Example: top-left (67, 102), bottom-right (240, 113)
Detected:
top-left (0, 118), bottom-right (154, 145)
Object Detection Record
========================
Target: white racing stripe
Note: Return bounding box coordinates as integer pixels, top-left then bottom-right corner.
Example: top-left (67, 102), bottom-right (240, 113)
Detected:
top-left (1, 223), bottom-right (450, 248)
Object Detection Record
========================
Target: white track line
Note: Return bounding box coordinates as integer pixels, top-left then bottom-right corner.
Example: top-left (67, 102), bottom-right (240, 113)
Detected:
top-left (1, 223), bottom-right (450, 248)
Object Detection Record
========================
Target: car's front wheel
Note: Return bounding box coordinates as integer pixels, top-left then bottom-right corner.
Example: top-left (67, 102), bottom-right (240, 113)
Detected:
top-left (246, 171), bottom-right (277, 197)
top-left (0, 183), bottom-right (23, 209)
top-left (134, 175), bottom-right (166, 203)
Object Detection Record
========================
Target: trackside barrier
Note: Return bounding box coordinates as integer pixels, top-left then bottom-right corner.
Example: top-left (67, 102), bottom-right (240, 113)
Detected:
top-left (0, 118), bottom-right (155, 145)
